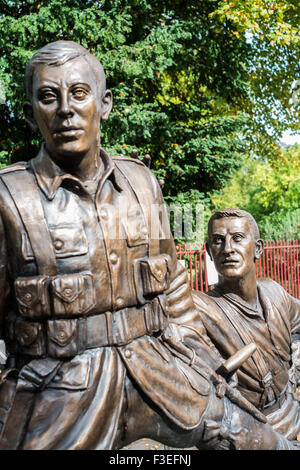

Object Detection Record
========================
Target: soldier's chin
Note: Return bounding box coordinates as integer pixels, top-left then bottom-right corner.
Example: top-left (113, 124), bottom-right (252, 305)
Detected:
top-left (220, 266), bottom-right (242, 278)
top-left (54, 139), bottom-right (88, 157)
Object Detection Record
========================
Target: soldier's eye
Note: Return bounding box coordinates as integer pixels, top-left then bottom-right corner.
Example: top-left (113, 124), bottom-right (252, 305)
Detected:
top-left (72, 88), bottom-right (88, 100)
top-left (40, 91), bottom-right (57, 104)
top-left (213, 237), bottom-right (223, 245)
top-left (233, 234), bottom-right (243, 242)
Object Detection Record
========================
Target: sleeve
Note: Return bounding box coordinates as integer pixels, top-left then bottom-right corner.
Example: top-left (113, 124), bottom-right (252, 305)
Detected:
top-left (0, 211), bottom-right (9, 337)
top-left (288, 292), bottom-right (300, 336)
top-left (149, 172), bottom-right (203, 327)
top-left (150, 173), bottom-right (223, 368)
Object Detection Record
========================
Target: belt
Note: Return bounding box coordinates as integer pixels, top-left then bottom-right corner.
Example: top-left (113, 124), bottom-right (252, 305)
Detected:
top-left (9, 296), bottom-right (169, 359)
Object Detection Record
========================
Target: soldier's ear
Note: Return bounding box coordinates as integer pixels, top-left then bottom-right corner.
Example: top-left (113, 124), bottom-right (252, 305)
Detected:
top-left (23, 102), bottom-right (39, 132)
top-left (100, 89), bottom-right (113, 121)
top-left (255, 239), bottom-right (264, 260)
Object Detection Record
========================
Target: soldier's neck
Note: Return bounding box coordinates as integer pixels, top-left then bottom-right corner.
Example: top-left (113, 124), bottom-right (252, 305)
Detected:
top-left (217, 270), bottom-right (258, 308)
top-left (47, 144), bottom-right (102, 182)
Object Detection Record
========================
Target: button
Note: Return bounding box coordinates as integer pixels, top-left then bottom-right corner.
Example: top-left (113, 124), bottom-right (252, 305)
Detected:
top-left (100, 208), bottom-right (108, 219)
top-left (124, 349), bottom-right (132, 359)
top-left (24, 293), bottom-right (32, 301)
top-left (52, 372), bottom-right (63, 383)
top-left (54, 240), bottom-right (64, 250)
top-left (116, 297), bottom-right (124, 308)
top-left (131, 233), bottom-right (140, 241)
top-left (110, 252), bottom-right (118, 264)
top-left (57, 330), bottom-right (66, 340)
top-left (73, 184), bottom-right (81, 192)
top-left (64, 288), bottom-right (73, 297)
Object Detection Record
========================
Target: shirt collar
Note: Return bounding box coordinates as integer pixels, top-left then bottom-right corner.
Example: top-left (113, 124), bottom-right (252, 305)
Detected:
top-left (213, 285), bottom-right (264, 319)
top-left (30, 144), bottom-right (117, 200)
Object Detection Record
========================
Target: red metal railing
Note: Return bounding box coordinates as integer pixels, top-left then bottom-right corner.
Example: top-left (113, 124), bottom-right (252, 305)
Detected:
top-left (176, 240), bottom-right (300, 299)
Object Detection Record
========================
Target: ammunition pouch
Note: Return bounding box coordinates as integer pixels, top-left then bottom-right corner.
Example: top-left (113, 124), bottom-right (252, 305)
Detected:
top-left (14, 272), bottom-right (95, 320)
top-left (134, 254), bottom-right (171, 304)
top-left (8, 255), bottom-right (171, 359)
top-left (6, 295), bottom-right (168, 359)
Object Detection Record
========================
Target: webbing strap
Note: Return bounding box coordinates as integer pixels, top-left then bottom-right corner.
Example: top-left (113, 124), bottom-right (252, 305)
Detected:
top-left (212, 296), bottom-right (272, 384)
top-left (1, 170), bottom-right (58, 276)
top-left (114, 161), bottom-right (160, 256)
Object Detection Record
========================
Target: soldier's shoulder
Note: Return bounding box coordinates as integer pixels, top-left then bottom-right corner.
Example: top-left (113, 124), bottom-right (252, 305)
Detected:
top-left (258, 277), bottom-right (287, 300)
top-left (192, 289), bottom-right (217, 310)
top-left (112, 154), bottom-right (156, 184)
top-left (0, 161), bottom-right (29, 176)
top-left (258, 277), bottom-right (283, 291)
top-left (112, 154), bottom-right (146, 168)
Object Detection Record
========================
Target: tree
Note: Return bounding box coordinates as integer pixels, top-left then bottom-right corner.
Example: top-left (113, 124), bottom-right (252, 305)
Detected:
top-left (212, 1), bottom-right (300, 142)
top-left (211, 144), bottom-right (300, 239)
top-left (0, 0), bottom-right (299, 209)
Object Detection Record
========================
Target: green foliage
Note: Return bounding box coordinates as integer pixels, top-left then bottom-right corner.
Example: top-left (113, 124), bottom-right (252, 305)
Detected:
top-left (0, 0), bottom-right (299, 221)
top-left (0, 1), bottom-right (261, 195)
top-left (211, 144), bottom-right (300, 239)
top-left (212, 0), bottom-right (300, 145)
top-left (258, 209), bottom-right (300, 240)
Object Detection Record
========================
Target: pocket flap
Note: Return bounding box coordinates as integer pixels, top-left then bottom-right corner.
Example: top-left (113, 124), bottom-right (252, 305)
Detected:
top-left (145, 256), bottom-right (169, 283)
top-left (122, 209), bottom-right (149, 247)
top-left (49, 224), bottom-right (88, 258)
top-left (15, 320), bottom-right (40, 347)
top-left (47, 319), bottom-right (77, 347)
top-left (22, 224), bottom-right (88, 261)
top-left (48, 354), bottom-right (91, 390)
top-left (14, 277), bottom-right (48, 309)
top-left (52, 275), bottom-right (83, 304)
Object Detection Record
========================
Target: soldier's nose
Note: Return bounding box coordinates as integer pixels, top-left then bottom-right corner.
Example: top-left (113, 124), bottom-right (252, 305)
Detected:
top-left (57, 93), bottom-right (74, 118)
top-left (223, 238), bottom-right (234, 253)
top-left (57, 104), bottom-right (74, 118)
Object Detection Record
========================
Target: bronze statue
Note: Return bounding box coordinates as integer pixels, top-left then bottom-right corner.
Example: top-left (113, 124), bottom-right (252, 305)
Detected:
top-left (0, 41), bottom-right (298, 450)
top-left (193, 208), bottom-right (300, 442)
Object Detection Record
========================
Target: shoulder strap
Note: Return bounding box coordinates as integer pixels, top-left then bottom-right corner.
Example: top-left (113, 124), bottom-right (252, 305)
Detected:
top-left (113, 160), bottom-right (160, 257)
top-left (212, 296), bottom-right (272, 384)
top-left (0, 169), bottom-right (58, 276)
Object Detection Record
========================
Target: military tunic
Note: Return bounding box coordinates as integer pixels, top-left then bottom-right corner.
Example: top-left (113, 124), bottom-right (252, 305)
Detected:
top-left (193, 279), bottom-right (300, 440)
top-left (0, 146), bottom-right (218, 449)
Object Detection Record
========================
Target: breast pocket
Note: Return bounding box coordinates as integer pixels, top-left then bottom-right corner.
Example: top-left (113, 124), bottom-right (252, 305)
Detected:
top-left (22, 224), bottom-right (88, 260)
top-left (122, 206), bottom-right (149, 247)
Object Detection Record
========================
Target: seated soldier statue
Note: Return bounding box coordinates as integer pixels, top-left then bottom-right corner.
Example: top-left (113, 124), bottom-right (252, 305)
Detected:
top-left (0, 42), bottom-right (298, 450)
top-left (193, 208), bottom-right (300, 443)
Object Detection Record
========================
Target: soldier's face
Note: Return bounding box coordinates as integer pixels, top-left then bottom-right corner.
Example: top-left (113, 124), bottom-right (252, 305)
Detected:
top-left (208, 217), bottom-right (262, 281)
top-left (28, 57), bottom-right (111, 162)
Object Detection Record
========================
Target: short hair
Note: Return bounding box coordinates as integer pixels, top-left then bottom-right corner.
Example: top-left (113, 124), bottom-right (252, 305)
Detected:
top-left (208, 208), bottom-right (260, 240)
top-left (25, 40), bottom-right (106, 101)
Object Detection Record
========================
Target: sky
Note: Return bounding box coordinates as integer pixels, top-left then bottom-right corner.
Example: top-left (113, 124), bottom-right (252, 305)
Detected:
top-left (280, 130), bottom-right (300, 146)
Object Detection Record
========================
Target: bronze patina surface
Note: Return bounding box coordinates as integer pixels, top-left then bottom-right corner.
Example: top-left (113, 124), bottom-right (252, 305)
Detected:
top-left (193, 209), bottom-right (300, 441)
top-left (0, 42), bottom-right (298, 450)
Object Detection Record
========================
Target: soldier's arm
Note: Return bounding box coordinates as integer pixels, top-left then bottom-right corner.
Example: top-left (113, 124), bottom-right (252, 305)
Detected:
top-left (288, 291), bottom-right (300, 336)
top-left (0, 212), bottom-right (9, 338)
top-left (150, 174), bottom-right (222, 366)
top-left (150, 174), bottom-right (202, 327)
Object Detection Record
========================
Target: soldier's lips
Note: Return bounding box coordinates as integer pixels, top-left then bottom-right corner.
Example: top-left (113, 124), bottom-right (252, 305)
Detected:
top-left (222, 259), bottom-right (239, 265)
top-left (54, 128), bottom-right (84, 138)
